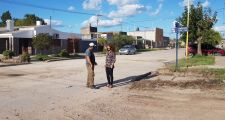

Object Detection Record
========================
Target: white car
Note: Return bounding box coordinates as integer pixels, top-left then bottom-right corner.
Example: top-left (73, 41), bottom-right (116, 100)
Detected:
top-left (119, 45), bottom-right (137, 55)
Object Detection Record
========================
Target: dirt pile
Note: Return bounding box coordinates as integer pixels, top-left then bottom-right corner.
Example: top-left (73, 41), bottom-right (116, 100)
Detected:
top-left (131, 68), bottom-right (225, 90)
top-left (131, 79), bottom-right (225, 90)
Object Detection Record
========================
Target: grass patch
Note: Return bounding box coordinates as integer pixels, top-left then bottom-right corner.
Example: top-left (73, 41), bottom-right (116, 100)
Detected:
top-left (167, 55), bottom-right (215, 71)
top-left (34, 54), bottom-right (51, 61)
top-left (69, 54), bottom-right (84, 59)
top-left (32, 53), bottom-right (85, 62)
top-left (178, 55), bottom-right (215, 67)
top-left (137, 48), bottom-right (167, 52)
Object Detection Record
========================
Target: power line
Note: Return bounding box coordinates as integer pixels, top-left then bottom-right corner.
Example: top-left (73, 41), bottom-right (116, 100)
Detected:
top-left (0, 0), bottom-right (165, 31)
top-left (0, 0), bottom-right (97, 16)
top-left (129, 17), bottom-right (174, 23)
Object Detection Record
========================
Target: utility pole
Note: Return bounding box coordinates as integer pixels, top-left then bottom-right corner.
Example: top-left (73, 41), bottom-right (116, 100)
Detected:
top-left (185, 0), bottom-right (190, 67)
top-left (185, 0), bottom-right (190, 57)
top-left (96, 14), bottom-right (102, 51)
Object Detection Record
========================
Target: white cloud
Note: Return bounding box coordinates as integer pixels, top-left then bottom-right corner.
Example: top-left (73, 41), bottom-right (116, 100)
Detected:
top-left (67, 6), bottom-right (75, 11)
top-left (81, 0), bottom-right (145, 27)
top-left (82, 16), bottom-right (122, 27)
top-left (179, 0), bottom-right (194, 7)
top-left (107, 0), bottom-right (138, 6)
top-left (44, 19), bottom-right (63, 27)
top-left (148, 0), bottom-right (164, 16)
top-left (106, 0), bottom-right (147, 18)
top-left (179, 0), bottom-right (210, 7)
top-left (83, 0), bottom-right (102, 10)
top-left (202, 0), bottom-right (210, 8)
top-left (108, 4), bottom-right (146, 18)
top-left (150, 3), bottom-right (163, 16)
top-left (214, 25), bottom-right (225, 32)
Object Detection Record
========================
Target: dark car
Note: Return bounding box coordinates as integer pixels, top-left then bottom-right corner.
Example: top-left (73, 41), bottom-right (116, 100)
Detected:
top-left (188, 44), bottom-right (225, 56)
top-left (119, 45), bottom-right (137, 55)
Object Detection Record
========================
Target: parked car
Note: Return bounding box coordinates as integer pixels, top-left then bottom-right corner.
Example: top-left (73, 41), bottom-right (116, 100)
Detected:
top-left (188, 44), bottom-right (225, 56)
top-left (119, 45), bottom-right (137, 55)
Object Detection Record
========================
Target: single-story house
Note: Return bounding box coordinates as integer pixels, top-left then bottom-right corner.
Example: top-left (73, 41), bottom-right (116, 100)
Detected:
top-left (0, 20), bottom-right (96, 55)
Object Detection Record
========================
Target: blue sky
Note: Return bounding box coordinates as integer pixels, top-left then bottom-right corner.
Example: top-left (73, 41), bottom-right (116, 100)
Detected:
top-left (0, 0), bottom-right (225, 38)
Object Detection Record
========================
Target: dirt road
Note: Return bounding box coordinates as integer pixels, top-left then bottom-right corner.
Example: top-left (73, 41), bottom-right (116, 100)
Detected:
top-left (1, 48), bottom-right (225, 120)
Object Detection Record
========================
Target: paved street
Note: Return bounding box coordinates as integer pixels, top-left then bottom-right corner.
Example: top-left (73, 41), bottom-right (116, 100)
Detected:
top-left (0, 49), bottom-right (185, 120)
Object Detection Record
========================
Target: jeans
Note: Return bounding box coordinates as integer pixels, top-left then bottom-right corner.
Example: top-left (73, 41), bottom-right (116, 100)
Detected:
top-left (106, 67), bottom-right (114, 85)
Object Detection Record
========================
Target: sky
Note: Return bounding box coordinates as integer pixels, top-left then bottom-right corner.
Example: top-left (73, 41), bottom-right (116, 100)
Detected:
top-left (0, 0), bottom-right (225, 38)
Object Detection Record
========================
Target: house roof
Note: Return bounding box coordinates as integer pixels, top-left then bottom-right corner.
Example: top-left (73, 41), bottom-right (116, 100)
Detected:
top-left (0, 25), bottom-right (81, 39)
top-left (0, 30), bottom-right (33, 38)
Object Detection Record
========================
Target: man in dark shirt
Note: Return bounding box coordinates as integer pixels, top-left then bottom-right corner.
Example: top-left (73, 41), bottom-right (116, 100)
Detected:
top-left (85, 42), bottom-right (97, 89)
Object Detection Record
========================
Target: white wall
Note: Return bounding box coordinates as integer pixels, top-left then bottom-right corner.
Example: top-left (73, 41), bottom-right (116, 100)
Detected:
top-left (127, 30), bottom-right (156, 42)
top-left (12, 30), bottom-right (34, 38)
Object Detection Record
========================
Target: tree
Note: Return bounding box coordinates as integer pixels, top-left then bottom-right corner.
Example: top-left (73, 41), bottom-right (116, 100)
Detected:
top-left (15, 14), bottom-right (46, 26)
top-left (0, 11), bottom-right (12, 26)
top-left (203, 29), bottom-right (222, 46)
top-left (178, 2), bottom-right (217, 55)
top-left (24, 14), bottom-right (40, 26)
top-left (14, 19), bottom-right (25, 26)
top-left (97, 37), bottom-right (107, 46)
top-left (32, 33), bottom-right (52, 54)
top-left (110, 34), bottom-right (135, 50)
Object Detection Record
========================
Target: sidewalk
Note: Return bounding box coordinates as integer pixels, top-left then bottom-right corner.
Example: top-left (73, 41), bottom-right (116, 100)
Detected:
top-left (209, 56), bottom-right (225, 68)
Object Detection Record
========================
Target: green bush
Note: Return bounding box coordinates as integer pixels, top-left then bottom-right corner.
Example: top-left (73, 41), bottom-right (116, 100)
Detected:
top-left (35, 54), bottom-right (50, 61)
top-left (2, 50), bottom-right (15, 59)
top-left (20, 52), bottom-right (30, 63)
top-left (58, 49), bottom-right (70, 57)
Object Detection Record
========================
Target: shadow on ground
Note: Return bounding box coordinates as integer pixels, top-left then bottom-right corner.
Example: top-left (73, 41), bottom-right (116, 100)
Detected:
top-left (95, 71), bottom-right (158, 89)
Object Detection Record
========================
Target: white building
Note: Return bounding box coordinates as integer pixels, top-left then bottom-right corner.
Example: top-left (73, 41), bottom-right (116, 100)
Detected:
top-left (0, 20), bottom-right (82, 54)
top-left (127, 28), bottom-right (164, 48)
top-left (80, 24), bottom-right (98, 40)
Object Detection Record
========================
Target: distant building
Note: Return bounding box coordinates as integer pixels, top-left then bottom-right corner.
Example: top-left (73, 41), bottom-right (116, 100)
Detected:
top-left (80, 24), bottom-right (98, 39)
top-left (127, 28), bottom-right (164, 48)
top-left (79, 24), bottom-right (99, 52)
top-left (163, 36), bottom-right (170, 47)
top-left (99, 31), bottom-right (127, 40)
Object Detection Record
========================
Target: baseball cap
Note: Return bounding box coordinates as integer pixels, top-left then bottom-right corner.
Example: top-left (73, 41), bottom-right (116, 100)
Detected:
top-left (89, 42), bottom-right (96, 47)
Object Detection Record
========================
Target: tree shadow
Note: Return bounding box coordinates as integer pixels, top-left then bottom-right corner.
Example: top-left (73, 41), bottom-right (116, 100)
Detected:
top-left (95, 71), bottom-right (158, 89)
